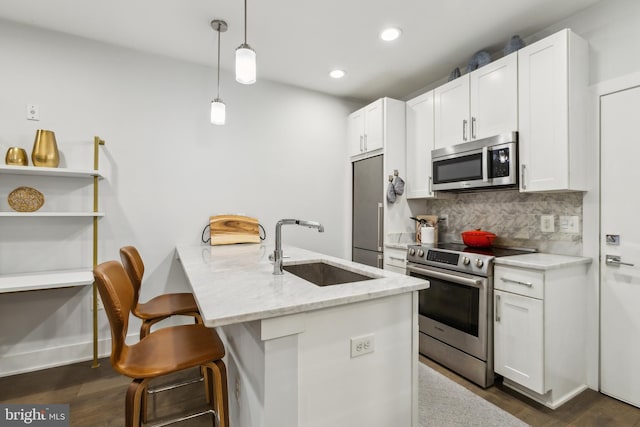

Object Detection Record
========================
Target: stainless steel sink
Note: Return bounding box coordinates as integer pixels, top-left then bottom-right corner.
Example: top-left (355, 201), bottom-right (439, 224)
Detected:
top-left (283, 262), bottom-right (375, 287)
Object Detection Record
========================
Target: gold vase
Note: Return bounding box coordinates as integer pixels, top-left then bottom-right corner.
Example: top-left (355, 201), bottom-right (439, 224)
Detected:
top-left (31, 129), bottom-right (60, 167)
top-left (5, 147), bottom-right (29, 166)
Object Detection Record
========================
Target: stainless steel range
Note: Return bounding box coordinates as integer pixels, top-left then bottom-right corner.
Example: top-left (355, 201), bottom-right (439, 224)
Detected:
top-left (406, 242), bottom-right (534, 388)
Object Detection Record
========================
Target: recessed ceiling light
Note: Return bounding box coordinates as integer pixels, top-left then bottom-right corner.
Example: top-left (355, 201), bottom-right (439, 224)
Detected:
top-left (380, 27), bottom-right (402, 42)
top-left (329, 69), bottom-right (346, 79)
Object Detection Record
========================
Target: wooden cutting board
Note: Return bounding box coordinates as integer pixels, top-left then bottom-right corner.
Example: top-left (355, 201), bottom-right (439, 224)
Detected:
top-left (209, 215), bottom-right (261, 245)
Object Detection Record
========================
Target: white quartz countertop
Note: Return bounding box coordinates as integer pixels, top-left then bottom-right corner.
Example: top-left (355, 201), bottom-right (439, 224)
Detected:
top-left (494, 253), bottom-right (592, 270)
top-left (176, 244), bottom-right (429, 327)
top-left (385, 232), bottom-right (416, 250)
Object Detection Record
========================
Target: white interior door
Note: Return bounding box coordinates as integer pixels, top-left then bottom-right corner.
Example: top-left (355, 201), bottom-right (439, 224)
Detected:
top-left (600, 84), bottom-right (640, 408)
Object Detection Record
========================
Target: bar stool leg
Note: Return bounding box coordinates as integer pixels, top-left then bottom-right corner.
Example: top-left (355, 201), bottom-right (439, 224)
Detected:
top-left (126, 378), bottom-right (150, 427)
top-left (206, 360), bottom-right (229, 427)
top-left (141, 382), bottom-right (149, 424)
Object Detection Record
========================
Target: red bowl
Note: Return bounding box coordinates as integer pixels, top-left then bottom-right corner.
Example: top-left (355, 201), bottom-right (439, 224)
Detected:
top-left (461, 229), bottom-right (497, 247)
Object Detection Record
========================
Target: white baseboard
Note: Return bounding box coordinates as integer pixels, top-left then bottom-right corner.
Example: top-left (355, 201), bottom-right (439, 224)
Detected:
top-left (0, 333), bottom-right (137, 377)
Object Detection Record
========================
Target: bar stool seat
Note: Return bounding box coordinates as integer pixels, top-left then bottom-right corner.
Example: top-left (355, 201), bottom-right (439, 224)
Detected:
top-left (94, 260), bottom-right (229, 427)
top-left (120, 246), bottom-right (202, 338)
top-left (114, 324), bottom-right (224, 379)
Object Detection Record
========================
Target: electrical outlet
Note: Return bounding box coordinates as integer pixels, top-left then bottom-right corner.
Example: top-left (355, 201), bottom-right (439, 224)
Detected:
top-left (540, 215), bottom-right (554, 233)
top-left (439, 215), bottom-right (448, 224)
top-left (235, 377), bottom-right (240, 401)
top-left (350, 334), bottom-right (375, 358)
top-left (26, 104), bottom-right (40, 121)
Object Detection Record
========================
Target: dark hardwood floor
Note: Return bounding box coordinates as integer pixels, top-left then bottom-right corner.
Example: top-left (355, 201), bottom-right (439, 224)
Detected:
top-left (0, 359), bottom-right (212, 427)
top-left (1, 356), bottom-right (639, 426)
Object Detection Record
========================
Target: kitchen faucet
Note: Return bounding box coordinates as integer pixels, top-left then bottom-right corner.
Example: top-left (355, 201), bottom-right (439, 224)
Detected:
top-left (272, 219), bottom-right (324, 275)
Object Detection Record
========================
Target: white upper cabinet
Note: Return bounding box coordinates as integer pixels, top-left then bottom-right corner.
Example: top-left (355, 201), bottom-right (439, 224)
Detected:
top-left (348, 98), bottom-right (404, 159)
top-left (348, 98), bottom-right (384, 157)
top-left (470, 53), bottom-right (518, 140)
top-left (434, 75), bottom-right (469, 149)
top-left (348, 108), bottom-right (366, 157)
top-left (405, 91), bottom-right (435, 198)
top-left (518, 29), bottom-right (588, 192)
top-left (434, 53), bottom-right (518, 149)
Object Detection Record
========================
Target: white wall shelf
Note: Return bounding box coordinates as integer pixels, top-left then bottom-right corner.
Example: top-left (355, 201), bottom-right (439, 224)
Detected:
top-left (0, 164), bottom-right (102, 179)
top-left (0, 136), bottom-right (105, 367)
top-left (0, 269), bottom-right (94, 293)
top-left (0, 212), bottom-right (105, 217)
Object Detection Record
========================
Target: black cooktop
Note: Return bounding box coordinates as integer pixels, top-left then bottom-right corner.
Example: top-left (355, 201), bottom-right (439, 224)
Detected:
top-left (432, 242), bottom-right (535, 257)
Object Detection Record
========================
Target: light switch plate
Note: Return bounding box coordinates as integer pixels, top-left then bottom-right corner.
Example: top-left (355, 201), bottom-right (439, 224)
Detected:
top-left (541, 215), bottom-right (554, 233)
top-left (560, 216), bottom-right (580, 233)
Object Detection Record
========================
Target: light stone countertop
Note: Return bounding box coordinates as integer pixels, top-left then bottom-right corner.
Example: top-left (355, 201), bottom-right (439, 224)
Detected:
top-left (176, 244), bottom-right (429, 327)
top-left (385, 232), bottom-right (416, 250)
top-left (494, 252), bottom-right (592, 271)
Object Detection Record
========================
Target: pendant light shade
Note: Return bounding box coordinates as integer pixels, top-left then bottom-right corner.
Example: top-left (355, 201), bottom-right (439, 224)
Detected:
top-left (235, 44), bottom-right (256, 84)
top-left (211, 19), bottom-right (228, 125)
top-left (236, 0), bottom-right (256, 84)
top-left (211, 99), bottom-right (226, 125)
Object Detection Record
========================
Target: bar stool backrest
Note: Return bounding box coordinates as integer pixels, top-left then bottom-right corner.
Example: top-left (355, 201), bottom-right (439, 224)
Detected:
top-left (120, 246), bottom-right (145, 305)
top-left (93, 260), bottom-right (135, 375)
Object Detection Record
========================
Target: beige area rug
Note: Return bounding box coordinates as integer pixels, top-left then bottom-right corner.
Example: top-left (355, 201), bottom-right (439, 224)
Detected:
top-left (419, 362), bottom-right (530, 426)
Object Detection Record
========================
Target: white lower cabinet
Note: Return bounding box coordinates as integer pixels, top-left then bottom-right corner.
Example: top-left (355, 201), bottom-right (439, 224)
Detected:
top-left (493, 257), bottom-right (590, 409)
top-left (384, 247), bottom-right (407, 274)
top-left (494, 289), bottom-right (544, 393)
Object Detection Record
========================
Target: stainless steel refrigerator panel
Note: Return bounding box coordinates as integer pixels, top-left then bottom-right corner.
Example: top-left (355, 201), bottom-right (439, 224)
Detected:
top-left (352, 247), bottom-right (384, 268)
top-left (352, 155), bottom-right (383, 253)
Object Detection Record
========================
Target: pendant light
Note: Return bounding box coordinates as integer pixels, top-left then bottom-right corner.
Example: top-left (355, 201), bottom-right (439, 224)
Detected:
top-left (235, 0), bottom-right (256, 84)
top-left (211, 19), bottom-right (228, 125)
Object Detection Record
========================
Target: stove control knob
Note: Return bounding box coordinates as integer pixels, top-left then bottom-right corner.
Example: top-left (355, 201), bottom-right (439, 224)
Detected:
top-left (409, 248), bottom-right (416, 256)
top-left (417, 249), bottom-right (425, 257)
top-left (462, 257), bottom-right (470, 265)
top-left (475, 258), bottom-right (484, 268)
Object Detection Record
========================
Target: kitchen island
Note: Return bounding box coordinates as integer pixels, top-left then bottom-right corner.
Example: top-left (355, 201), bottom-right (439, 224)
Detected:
top-left (176, 243), bottom-right (429, 427)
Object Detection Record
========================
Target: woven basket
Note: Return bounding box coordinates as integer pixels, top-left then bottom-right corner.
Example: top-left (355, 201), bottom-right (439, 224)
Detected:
top-left (8, 186), bottom-right (45, 212)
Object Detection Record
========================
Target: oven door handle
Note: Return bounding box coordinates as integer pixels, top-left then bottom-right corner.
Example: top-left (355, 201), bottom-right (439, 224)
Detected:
top-left (406, 265), bottom-right (484, 288)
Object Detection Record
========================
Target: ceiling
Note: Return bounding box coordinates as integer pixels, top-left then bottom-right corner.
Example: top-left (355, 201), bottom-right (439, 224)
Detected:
top-left (0, 0), bottom-right (600, 102)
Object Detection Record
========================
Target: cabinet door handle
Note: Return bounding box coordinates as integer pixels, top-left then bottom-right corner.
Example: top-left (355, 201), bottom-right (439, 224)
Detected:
top-left (428, 176), bottom-right (432, 194)
top-left (364, 134), bottom-right (368, 151)
top-left (462, 119), bottom-right (468, 141)
top-left (521, 164), bottom-right (527, 190)
top-left (471, 116), bottom-right (477, 139)
top-left (500, 277), bottom-right (533, 287)
top-left (360, 135), bottom-right (364, 152)
top-left (388, 256), bottom-right (406, 262)
top-left (377, 254), bottom-right (384, 269)
top-left (377, 202), bottom-right (383, 252)
top-left (495, 294), bottom-right (501, 322)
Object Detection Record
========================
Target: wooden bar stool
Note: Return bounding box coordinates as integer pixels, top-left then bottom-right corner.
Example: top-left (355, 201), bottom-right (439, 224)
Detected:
top-left (94, 260), bottom-right (229, 427)
top-left (120, 246), bottom-right (202, 339)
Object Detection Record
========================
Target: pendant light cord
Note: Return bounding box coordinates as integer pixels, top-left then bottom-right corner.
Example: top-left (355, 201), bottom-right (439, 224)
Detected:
top-left (216, 25), bottom-right (221, 98)
top-left (244, 0), bottom-right (248, 44)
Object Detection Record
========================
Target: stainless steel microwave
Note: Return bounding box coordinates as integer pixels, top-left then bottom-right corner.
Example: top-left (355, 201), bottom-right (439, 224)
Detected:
top-left (431, 132), bottom-right (518, 191)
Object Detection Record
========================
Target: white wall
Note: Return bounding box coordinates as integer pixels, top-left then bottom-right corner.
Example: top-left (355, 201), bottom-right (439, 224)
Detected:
top-left (0, 19), bottom-right (358, 376)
